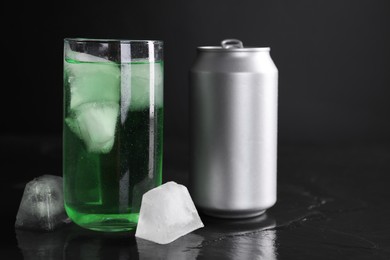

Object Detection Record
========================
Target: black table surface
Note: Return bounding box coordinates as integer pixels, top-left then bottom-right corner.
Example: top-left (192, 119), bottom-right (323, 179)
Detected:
top-left (1, 135), bottom-right (389, 259)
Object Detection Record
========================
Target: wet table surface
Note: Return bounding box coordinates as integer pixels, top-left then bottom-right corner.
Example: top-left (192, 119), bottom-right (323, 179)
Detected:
top-left (1, 136), bottom-right (390, 259)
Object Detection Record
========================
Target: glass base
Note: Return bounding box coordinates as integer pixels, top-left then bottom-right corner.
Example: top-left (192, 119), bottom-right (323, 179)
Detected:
top-left (66, 207), bottom-right (139, 232)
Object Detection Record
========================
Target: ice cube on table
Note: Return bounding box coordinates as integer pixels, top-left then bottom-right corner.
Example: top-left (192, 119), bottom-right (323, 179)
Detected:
top-left (15, 175), bottom-right (69, 231)
top-left (135, 181), bottom-right (204, 244)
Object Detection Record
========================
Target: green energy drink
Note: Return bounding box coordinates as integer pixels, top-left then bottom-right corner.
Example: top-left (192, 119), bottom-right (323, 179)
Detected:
top-left (63, 49), bottom-right (163, 232)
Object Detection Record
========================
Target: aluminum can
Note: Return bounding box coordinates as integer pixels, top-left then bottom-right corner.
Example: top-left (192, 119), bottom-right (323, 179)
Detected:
top-left (189, 39), bottom-right (278, 218)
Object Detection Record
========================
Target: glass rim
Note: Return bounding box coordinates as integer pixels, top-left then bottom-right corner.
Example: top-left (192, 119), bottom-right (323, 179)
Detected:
top-left (64, 38), bottom-right (163, 44)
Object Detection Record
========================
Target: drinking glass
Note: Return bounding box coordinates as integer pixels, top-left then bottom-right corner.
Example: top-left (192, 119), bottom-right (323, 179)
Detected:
top-left (63, 38), bottom-right (163, 232)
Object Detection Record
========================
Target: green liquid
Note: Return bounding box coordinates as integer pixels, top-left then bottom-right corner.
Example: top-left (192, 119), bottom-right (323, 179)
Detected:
top-left (63, 59), bottom-right (163, 232)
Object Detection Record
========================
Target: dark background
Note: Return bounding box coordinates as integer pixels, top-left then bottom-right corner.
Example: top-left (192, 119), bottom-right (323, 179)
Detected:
top-left (11, 0), bottom-right (390, 147)
top-left (3, 1), bottom-right (390, 258)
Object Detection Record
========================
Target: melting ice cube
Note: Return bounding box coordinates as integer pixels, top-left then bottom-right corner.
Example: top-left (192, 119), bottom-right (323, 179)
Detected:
top-left (135, 182), bottom-right (204, 244)
top-left (64, 59), bottom-right (120, 109)
top-left (127, 62), bottom-right (163, 111)
top-left (69, 102), bottom-right (119, 153)
top-left (64, 51), bottom-right (120, 153)
top-left (15, 175), bottom-right (69, 231)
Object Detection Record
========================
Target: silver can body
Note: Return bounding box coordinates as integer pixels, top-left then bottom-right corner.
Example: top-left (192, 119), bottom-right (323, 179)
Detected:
top-left (189, 40), bottom-right (278, 218)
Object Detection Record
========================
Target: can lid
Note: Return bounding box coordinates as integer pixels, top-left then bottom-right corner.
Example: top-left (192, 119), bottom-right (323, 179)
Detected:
top-left (197, 39), bottom-right (270, 52)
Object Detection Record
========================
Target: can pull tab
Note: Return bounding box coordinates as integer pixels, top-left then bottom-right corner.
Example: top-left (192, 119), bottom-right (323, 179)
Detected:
top-left (221, 39), bottom-right (244, 49)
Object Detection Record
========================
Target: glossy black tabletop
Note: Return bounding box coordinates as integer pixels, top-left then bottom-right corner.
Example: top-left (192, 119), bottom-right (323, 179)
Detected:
top-left (1, 136), bottom-right (389, 259)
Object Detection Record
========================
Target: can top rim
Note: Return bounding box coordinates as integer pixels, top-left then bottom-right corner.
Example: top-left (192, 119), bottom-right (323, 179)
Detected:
top-left (197, 46), bottom-right (270, 52)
